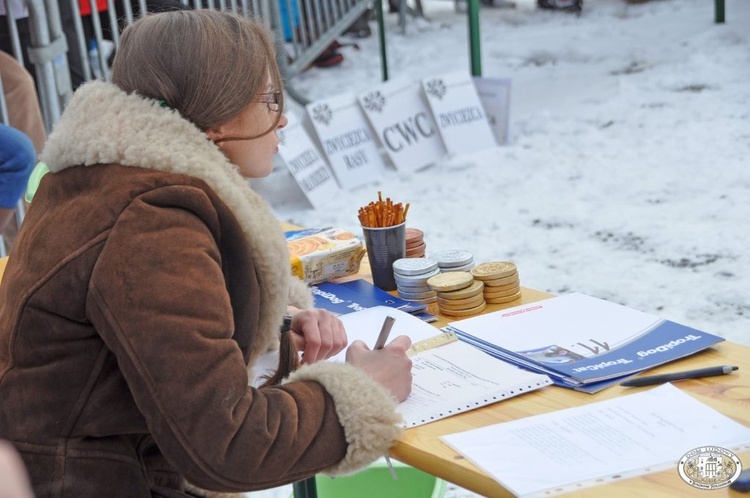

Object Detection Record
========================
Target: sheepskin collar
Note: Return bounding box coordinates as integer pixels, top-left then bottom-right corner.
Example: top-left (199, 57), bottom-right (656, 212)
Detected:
top-left (41, 81), bottom-right (312, 364)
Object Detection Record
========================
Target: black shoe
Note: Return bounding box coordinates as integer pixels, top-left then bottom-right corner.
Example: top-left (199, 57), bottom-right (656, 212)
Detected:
top-left (344, 11), bottom-right (372, 38)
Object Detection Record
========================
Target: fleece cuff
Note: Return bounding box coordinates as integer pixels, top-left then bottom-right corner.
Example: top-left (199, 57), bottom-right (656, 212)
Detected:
top-left (284, 362), bottom-right (402, 476)
top-left (287, 276), bottom-right (314, 310)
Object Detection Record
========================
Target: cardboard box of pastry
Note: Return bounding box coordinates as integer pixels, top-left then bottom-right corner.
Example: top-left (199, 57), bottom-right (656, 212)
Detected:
top-left (286, 227), bottom-right (365, 284)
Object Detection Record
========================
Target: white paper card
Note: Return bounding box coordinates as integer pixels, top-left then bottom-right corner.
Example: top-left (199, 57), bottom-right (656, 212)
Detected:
top-left (473, 76), bottom-right (512, 145)
top-left (422, 71), bottom-right (496, 156)
top-left (306, 93), bottom-right (385, 190)
top-left (330, 306), bottom-right (438, 362)
top-left (276, 113), bottom-right (340, 209)
top-left (449, 292), bottom-right (659, 358)
top-left (358, 78), bottom-right (446, 173)
top-left (441, 383), bottom-right (750, 497)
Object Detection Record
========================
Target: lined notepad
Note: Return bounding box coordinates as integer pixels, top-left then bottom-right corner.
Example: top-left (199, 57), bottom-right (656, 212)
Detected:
top-left (336, 307), bottom-right (552, 428)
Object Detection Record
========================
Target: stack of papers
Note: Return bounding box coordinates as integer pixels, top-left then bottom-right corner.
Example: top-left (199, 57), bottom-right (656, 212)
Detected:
top-left (441, 383), bottom-right (750, 496)
top-left (447, 293), bottom-right (725, 393)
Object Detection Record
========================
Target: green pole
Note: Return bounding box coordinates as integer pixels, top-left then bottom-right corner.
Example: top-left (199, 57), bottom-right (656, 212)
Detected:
top-left (467, 0), bottom-right (481, 76)
top-left (377, 0), bottom-right (389, 81)
top-left (292, 478), bottom-right (318, 498)
top-left (715, 0), bottom-right (725, 23)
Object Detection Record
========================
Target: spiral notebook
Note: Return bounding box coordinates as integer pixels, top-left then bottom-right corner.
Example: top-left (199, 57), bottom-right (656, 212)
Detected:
top-left (336, 307), bottom-right (552, 428)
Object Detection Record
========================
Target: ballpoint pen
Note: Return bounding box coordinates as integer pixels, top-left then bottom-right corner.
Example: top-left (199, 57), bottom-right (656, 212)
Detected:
top-left (620, 365), bottom-right (739, 387)
top-left (374, 316), bottom-right (396, 351)
top-left (374, 316), bottom-right (398, 480)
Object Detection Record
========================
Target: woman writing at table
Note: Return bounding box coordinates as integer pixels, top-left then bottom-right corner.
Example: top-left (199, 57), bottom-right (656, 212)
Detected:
top-left (0, 10), bottom-right (412, 497)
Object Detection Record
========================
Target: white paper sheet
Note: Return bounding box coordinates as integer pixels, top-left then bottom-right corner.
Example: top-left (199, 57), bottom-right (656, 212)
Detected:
top-left (441, 383), bottom-right (750, 496)
top-left (330, 306), bottom-right (440, 362)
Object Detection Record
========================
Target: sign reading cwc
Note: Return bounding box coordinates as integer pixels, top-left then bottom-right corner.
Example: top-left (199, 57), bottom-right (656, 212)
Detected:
top-left (678, 446), bottom-right (742, 490)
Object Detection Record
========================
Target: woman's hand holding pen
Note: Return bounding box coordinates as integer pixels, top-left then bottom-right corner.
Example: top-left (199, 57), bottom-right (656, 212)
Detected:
top-left (346, 336), bottom-right (413, 402)
top-left (288, 309), bottom-right (348, 364)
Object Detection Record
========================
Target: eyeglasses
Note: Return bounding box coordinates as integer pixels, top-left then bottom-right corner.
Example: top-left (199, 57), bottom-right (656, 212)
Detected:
top-left (253, 91), bottom-right (281, 112)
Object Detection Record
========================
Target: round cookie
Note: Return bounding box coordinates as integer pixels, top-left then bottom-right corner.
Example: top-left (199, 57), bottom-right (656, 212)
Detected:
top-left (485, 290), bottom-right (522, 304)
top-left (440, 302), bottom-right (487, 317)
top-left (471, 261), bottom-right (517, 280)
top-left (437, 280), bottom-right (485, 300)
top-left (427, 272), bottom-right (474, 292)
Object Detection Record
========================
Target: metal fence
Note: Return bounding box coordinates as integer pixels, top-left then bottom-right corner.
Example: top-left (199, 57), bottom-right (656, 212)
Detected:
top-left (0, 0), bottom-right (373, 254)
top-left (1, 0), bottom-right (373, 130)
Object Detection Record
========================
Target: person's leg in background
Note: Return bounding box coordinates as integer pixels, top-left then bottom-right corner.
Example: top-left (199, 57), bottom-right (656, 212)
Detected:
top-left (0, 50), bottom-right (46, 254)
top-left (0, 124), bottom-right (36, 235)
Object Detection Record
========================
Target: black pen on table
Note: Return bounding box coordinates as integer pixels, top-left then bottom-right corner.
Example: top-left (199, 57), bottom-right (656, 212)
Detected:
top-left (620, 365), bottom-right (739, 387)
top-left (374, 316), bottom-right (399, 480)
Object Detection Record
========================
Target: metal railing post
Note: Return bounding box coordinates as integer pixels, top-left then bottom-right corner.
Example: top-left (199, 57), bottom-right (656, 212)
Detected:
top-left (25, 0), bottom-right (66, 128)
top-left (715, 0), bottom-right (725, 23)
top-left (467, 0), bottom-right (481, 76)
top-left (377, 0), bottom-right (388, 81)
top-left (2, 0), bottom-right (25, 64)
top-left (292, 477), bottom-right (319, 498)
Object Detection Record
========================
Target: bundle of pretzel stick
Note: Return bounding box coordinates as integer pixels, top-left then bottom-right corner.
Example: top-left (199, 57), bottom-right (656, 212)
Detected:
top-left (358, 191), bottom-right (410, 228)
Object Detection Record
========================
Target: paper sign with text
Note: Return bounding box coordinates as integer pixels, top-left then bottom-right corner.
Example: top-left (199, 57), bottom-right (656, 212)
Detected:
top-left (422, 71), bottom-right (496, 156)
top-left (276, 113), bottom-right (340, 209)
top-left (358, 78), bottom-right (446, 173)
top-left (473, 76), bottom-right (511, 145)
top-left (306, 93), bottom-right (385, 190)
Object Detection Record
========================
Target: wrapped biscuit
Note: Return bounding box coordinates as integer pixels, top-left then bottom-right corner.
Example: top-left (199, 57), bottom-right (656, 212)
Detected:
top-left (287, 227), bottom-right (365, 284)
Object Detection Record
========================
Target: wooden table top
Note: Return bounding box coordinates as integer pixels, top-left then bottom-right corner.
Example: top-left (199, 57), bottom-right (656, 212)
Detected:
top-left (6, 227), bottom-right (747, 496)
top-left (388, 286), bottom-right (750, 497)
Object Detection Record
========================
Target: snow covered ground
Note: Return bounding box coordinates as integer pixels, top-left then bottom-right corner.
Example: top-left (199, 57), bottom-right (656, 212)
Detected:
top-left (254, 0), bottom-right (750, 348)
top-left (249, 1), bottom-right (749, 495)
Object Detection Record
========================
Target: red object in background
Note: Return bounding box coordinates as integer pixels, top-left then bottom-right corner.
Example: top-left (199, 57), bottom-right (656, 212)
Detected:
top-left (78, 0), bottom-right (108, 16)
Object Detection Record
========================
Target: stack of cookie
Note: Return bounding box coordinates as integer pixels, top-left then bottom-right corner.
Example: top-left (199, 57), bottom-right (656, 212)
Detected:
top-left (427, 271), bottom-right (486, 317)
top-left (433, 249), bottom-right (475, 272)
top-left (392, 257), bottom-right (439, 303)
top-left (470, 261), bottom-right (522, 304)
top-left (405, 228), bottom-right (426, 258)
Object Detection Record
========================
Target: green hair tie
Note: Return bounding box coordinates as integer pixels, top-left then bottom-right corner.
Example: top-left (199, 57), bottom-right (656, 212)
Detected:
top-left (25, 161), bottom-right (50, 203)
top-left (158, 99), bottom-right (168, 108)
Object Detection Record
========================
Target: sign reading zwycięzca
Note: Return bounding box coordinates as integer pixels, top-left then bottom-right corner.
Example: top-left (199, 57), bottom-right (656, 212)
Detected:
top-left (306, 93), bottom-right (385, 190)
top-left (358, 77), bottom-right (446, 173)
top-left (276, 113), bottom-right (339, 209)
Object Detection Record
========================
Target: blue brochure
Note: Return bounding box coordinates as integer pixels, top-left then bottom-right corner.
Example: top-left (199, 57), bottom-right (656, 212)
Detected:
top-left (312, 279), bottom-right (435, 320)
top-left (446, 292), bottom-right (725, 391)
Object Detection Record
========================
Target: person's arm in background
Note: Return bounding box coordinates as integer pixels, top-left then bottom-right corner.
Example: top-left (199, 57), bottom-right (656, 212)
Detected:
top-left (0, 50), bottom-right (45, 155)
top-left (0, 440), bottom-right (34, 498)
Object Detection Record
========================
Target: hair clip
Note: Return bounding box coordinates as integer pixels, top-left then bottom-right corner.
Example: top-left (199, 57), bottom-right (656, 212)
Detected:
top-left (280, 315), bottom-right (293, 334)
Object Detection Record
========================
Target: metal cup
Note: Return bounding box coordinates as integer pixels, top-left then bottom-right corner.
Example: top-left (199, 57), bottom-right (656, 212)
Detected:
top-left (361, 222), bottom-right (406, 291)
